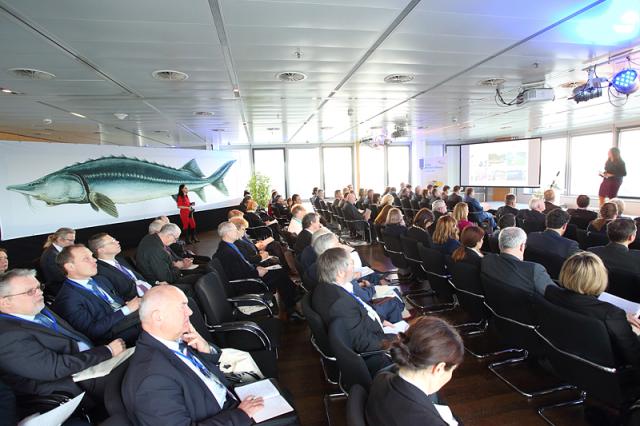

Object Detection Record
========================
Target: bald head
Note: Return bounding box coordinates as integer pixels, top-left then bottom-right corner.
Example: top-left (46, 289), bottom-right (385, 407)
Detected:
top-left (140, 285), bottom-right (192, 340)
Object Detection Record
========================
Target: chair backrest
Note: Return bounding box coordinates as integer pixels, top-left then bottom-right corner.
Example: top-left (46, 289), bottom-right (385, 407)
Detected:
top-left (586, 231), bottom-right (609, 249)
top-left (564, 223), bottom-right (578, 242)
top-left (417, 243), bottom-right (454, 302)
top-left (410, 199), bottom-right (420, 211)
top-left (346, 384), bottom-right (369, 426)
top-left (523, 247), bottom-right (565, 280)
top-left (569, 215), bottom-right (591, 230)
top-left (195, 272), bottom-right (234, 325)
top-left (328, 319), bottom-right (375, 392)
top-left (488, 235), bottom-right (500, 253)
top-left (301, 293), bottom-right (334, 358)
top-left (381, 232), bottom-right (408, 269)
top-left (521, 218), bottom-right (545, 234)
top-left (533, 295), bottom-right (624, 406)
top-left (607, 269), bottom-right (640, 303)
top-left (445, 258), bottom-right (487, 323)
top-left (399, 234), bottom-right (421, 264)
top-left (576, 228), bottom-right (589, 250)
top-left (103, 358), bottom-right (132, 423)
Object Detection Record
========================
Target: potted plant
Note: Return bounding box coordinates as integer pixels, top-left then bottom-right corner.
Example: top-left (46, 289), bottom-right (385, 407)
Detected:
top-left (247, 172), bottom-right (271, 209)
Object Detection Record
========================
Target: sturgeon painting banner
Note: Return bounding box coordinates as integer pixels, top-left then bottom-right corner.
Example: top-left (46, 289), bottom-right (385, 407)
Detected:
top-left (0, 141), bottom-right (245, 240)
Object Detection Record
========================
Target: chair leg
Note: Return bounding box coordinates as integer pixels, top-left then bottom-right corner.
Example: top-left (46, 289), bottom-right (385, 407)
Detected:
top-left (323, 392), bottom-right (346, 426)
top-left (537, 391), bottom-right (587, 425)
top-left (488, 353), bottom-right (576, 398)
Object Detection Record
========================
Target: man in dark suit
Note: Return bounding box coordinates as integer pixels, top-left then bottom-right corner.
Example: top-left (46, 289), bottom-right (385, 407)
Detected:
top-left (52, 244), bottom-right (141, 344)
top-left (568, 194), bottom-right (598, 228)
top-left (589, 218), bottom-right (640, 276)
top-left (445, 186), bottom-right (462, 211)
top-left (90, 233), bottom-right (155, 300)
top-left (481, 227), bottom-right (556, 296)
top-left (293, 212), bottom-right (321, 254)
top-left (342, 193), bottom-right (373, 239)
top-left (214, 222), bottom-right (303, 320)
top-left (311, 247), bottom-right (392, 373)
top-left (122, 285), bottom-right (264, 425)
top-left (464, 188), bottom-right (496, 229)
top-left (0, 269), bottom-right (125, 405)
top-left (496, 193), bottom-right (520, 219)
top-left (543, 189), bottom-right (561, 215)
top-left (39, 227), bottom-right (76, 297)
top-left (526, 208), bottom-right (579, 259)
top-left (516, 198), bottom-right (546, 232)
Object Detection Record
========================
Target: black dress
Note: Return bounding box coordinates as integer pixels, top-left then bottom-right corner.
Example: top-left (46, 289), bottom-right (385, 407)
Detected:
top-left (599, 159), bottom-right (626, 198)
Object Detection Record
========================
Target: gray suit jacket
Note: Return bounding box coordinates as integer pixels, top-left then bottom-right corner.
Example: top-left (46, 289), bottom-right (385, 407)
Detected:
top-left (481, 253), bottom-right (556, 296)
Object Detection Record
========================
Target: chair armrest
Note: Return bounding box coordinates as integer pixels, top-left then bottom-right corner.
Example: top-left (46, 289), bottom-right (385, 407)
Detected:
top-left (228, 278), bottom-right (270, 292)
top-left (227, 294), bottom-right (274, 316)
top-left (358, 349), bottom-right (391, 359)
top-left (211, 321), bottom-right (272, 351)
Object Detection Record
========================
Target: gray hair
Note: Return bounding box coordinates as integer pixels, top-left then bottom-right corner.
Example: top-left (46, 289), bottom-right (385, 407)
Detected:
top-left (610, 198), bottom-right (625, 216)
top-left (498, 227), bottom-right (527, 251)
top-left (310, 227), bottom-right (332, 246)
top-left (313, 232), bottom-right (339, 256)
top-left (148, 220), bottom-right (164, 234)
top-left (158, 223), bottom-right (181, 237)
top-left (317, 247), bottom-right (351, 284)
top-left (432, 199), bottom-right (447, 213)
top-left (0, 269), bottom-right (37, 297)
top-left (528, 197), bottom-right (544, 210)
top-left (217, 221), bottom-right (237, 238)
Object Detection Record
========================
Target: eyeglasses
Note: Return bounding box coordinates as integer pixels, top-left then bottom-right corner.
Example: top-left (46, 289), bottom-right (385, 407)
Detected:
top-left (2, 283), bottom-right (44, 298)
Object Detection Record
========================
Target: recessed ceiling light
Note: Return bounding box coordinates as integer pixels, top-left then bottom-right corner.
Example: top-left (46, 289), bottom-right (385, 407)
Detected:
top-left (8, 68), bottom-right (56, 80)
top-left (276, 71), bottom-right (307, 82)
top-left (478, 78), bottom-right (506, 87)
top-left (1, 88), bottom-right (12, 93)
top-left (193, 111), bottom-right (215, 117)
top-left (70, 112), bottom-right (86, 118)
top-left (384, 74), bottom-right (414, 83)
top-left (151, 70), bottom-right (189, 81)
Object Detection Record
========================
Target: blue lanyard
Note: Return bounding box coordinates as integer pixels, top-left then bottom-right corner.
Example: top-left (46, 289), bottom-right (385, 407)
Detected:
top-left (173, 349), bottom-right (214, 379)
top-left (0, 309), bottom-right (58, 332)
top-left (226, 242), bottom-right (253, 266)
top-left (65, 279), bottom-right (115, 306)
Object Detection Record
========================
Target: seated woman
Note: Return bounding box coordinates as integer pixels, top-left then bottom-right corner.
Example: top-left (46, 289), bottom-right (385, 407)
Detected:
top-left (407, 208), bottom-right (434, 248)
top-left (587, 202), bottom-right (618, 236)
top-left (384, 208), bottom-right (407, 237)
top-left (432, 216), bottom-right (460, 255)
top-left (545, 252), bottom-right (640, 370)
top-left (229, 216), bottom-right (279, 267)
top-left (366, 316), bottom-right (464, 426)
top-left (374, 194), bottom-right (395, 226)
top-left (451, 225), bottom-right (485, 268)
top-left (452, 202), bottom-right (472, 232)
top-left (0, 248), bottom-right (7, 273)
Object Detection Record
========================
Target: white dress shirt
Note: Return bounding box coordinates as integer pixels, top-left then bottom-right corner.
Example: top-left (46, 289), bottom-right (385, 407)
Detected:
top-left (67, 278), bottom-right (130, 315)
top-left (13, 312), bottom-right (92, 352)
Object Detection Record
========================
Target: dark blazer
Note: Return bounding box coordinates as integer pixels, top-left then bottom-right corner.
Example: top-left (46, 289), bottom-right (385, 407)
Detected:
top-left (40, 246), bottom-right (66, 296)
top-left (234, 238), bottom-right (262, 265)
top-left (517, 209), bottom-right (546, 231)
top-left (366, 372), bottom-right (450, 426)
top-left (543, 201), bottom-right (561, 215)
top-left (299, 246), bottom-right (317, 271)
top-left (342, 202), bottom-right (365, 221)
top-left (384, 224), bottom-right (407, 237)
top-left (545, 285), bottom-right (640, 368)
top-left (311, 282), bottom-right (384, 353)
top-left (52, 276), bottom-right (130, 343)
top-left (214, 241), bottom-right (259, 281)
top-left (406, 226), bottom-right (433, 248)
top-left (446, 193), bottom-right (462, 211)
top-left (432, 238), bottom-right (460, 256)
top-left (136, 234), bottom-right (182, 284)
top-left (244, 211), bottom-right (265, 229)
top-left (293, 229), bottom-right (313, 254)
top-left (464, 195), bottom-right (485, 213)
top-left (589, 243), bottom-right (640, 276)
top-left (526, 229), bottom-right (580, 259)
top-left (481, 253), bottom-right (555, 296)
top-left (453, 247), bottom-right (483, 268)
top-left (568, 208), bottom-right (598, 224)
top-left (496, 205), bottom-right (519, 219)
top-left (96, 256), bottom-right (143, 301)
top-left (0, 309), bottom-right (111, 398)
top-left (122, 331), bottom-right (251, 426)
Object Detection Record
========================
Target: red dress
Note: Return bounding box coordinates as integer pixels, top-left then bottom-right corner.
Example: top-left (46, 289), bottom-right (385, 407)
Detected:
top-left (177, 194), bottom-right (196, 230)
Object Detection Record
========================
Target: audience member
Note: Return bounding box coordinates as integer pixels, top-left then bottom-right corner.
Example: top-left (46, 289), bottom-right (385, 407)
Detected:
top-left (496, 193), bottom-right (519, 219)
top-left (288, 204), bottom-right (306, 235)
top-left (272, 195), bottom-right (290, 219)
top-left (366, 316), bottom-right (463, 425)
top-left (40, 227), bottom-right (76, 296)
top-left (481, 227), bottom-right (556, 296)
top-left (293, 212), bottom-right (321, 254)
top-left (545, 252), bottom-right (640, 369)
top-left (589, 218), bottom-right (640, 276)
top-left (53, 244), bottom-right (141, 344)
top-left (493, 213), bottom-right (516, 238)
top-left (374, 194), bottom-right (395, 225)
top-left (122, 286), bottom-right (265, 425)
top-left (0, 248), bottom-right (7, 274)
top-left (516, 198), bottom-right (546, 232)
top-left (446, 185), bottom-right (463, 211)
top-left (430, 200), bottom-right (448, 234)
top-left (587, 202), bottom-right (618, 235)
top-left (441, 185), bottom-right (450, 202)
top-left (432, 216), bottom-right (460, 255)
top-left (610, 198), bottom-right (626, 216)
top-left (383, 208), bottom-right (407, 237)
top-left (407, 208), bottom-right (434, 248)
top-left (543, 189), bottom-right (560, 214)
top-left (567, 195), bottom-right (598, 225)
top-left (229, 217), bottom-right (273, 267)
top-left (464, 188), bottom-right (496, 229)
top-left (526, 209), bottom-right (579, 259)
top-left (300, 228), bottom-right (332, 271)
top-left (452, 202), bottom-right (472, 232)
top-left (342, 192), bottom-right (371, 225)
top-left (451, 226), bottom-right (485, 267)
top-left (227, 209), bottom-right (244, 219)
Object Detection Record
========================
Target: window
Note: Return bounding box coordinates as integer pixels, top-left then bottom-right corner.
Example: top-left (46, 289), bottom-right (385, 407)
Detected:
top-left (323, 147), bottom-right (352, 195)
top-left (226, 149), bottom-right (252, 196)
top-left (387, 146), bottom-right (410, 188)
top-left (569, 133), bottom-right (612, 196)
top-left (287, 148), bottom-right (321, 199)
top-left (358, 145), bottom-right (385, 191)
top-left (617, 128), bottom-right (640, 198)
top-left (253, 149), bottom-right (286, 196)
top-left (539, 137), bottom-right (567, 194)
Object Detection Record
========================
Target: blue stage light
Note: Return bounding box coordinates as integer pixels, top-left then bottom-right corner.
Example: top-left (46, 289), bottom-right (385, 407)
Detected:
top-left (611, 68), bottom-right (638, 94)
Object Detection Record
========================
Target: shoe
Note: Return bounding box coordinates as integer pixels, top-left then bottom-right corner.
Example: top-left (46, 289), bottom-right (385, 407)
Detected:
top-left (289, 311), bottom-right (306, 322)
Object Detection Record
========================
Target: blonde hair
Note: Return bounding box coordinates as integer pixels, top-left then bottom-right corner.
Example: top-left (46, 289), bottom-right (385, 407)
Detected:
top-left (227, 209), bottom-right (244, 218)
top-left (385, 208), bottom-right (404, 225)
top-left (374, 204), bottom-right (393, 225)
top-left (452, 202), bottom-right (469, 222)
top-left (432, 215), bottom-right (458, 245)
top-left (43, 227), bottom-right (75, 249)
top-left (559, 252), bottom-right (608, 296)
top-left (246, 200), bottom-right (258, 211)
top-left (380, 194), bottom-right (394, 207)
top-left (229, 216), bottom-right (249, 230)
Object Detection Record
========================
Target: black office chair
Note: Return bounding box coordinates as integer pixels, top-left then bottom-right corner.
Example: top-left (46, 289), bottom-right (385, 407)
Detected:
top-left (533, 295), bottom-right (633, 423)
top-left (399, 234), bottom-right (428, 279)
top-left (523, 247), bottom-right (565, 280)
top-left (607, 269), bottom-right (640, 303)
top-left (521, 218), bottom-right (545, 234)
top-left (569, 215), bottom-right (592, 230)
top-left (416, 244), bottom-right (456, 308)
top-left (346, 384), bottom-right (369, 426)
top-left (381, 231), bottom-right (410, 273)
top-left (576, 228), bottom-right (589, 250)
top-left (400, 197), bottom-right (414, 222)
top-left (246, 224), bottom-right (274, 240)
top-left (104, 359), bottom-right (133, 426)
top-left (585, 231), bottom-right (609, 248)
top-left (208, 257), bottom-right (273, 299)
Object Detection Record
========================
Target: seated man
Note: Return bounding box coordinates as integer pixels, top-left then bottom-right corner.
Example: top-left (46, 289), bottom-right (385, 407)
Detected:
top-left (464, 187), bottom-right (496, 229)
top-left (342, 192), bottom-right (371, 222)
top-left (39, 227), bottom-right (76, 296)
top-left (53, 244), bottom-right (141, 344)
top-left (122, 286), bottom-right (265, 425)
top-left (299, 228), bottom-right (332, 271)
top-left (152, 218), bottom-right (211, 268)
top-left (229, 217), bottom-right (279, 267)
top-left (481, 227), bottom-right (556, 296)
top-left (567, 194), bottom-right (598, 226)
top-left (516, 197), bottom-right (546, 232)
top-left (293, 212), bottom-right (322, 254)
top-left (136, 223), bottom-right (202, 292)
top-left (526, 208), bottom-right (579, 259)
top-left (446, 186), bottom-right (463, 211)
top-left (287, 204), bottom-right (306, 235)
top-left (429, 200), bottom-right (448, 235)
top-left (90, 233), bottom-right (155, 300)
top-left (589, 218), bottom-right (640, 276)
top-left (0, 269), bottom-right (125, 410)
top-left (496, 193), bottom-right (519, 219)
top-left (543, 189), bottom-right (561, 214)
top-left (214, 222), bottom-right (303, 320)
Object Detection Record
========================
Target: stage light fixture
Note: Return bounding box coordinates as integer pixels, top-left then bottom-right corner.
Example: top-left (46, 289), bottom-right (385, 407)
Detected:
top-left (611, 68), bottom-right (638, 94)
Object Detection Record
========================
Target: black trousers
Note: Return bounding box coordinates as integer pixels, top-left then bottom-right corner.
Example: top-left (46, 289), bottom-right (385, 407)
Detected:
top-left (262, 269), bottom-right (297, 313)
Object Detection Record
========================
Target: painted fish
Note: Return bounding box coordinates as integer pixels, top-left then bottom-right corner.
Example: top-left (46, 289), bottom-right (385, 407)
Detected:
top-left (6, 156), bottom-right (235, 218)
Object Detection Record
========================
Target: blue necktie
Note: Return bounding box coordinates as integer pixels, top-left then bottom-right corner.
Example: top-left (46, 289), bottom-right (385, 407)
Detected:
top-left (34, 311), bottom-right (93, 348)
top-left (89, 278), bottom-right (123, 310)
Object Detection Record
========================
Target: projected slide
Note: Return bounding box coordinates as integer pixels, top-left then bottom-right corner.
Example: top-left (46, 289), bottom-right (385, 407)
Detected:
top-left (460, 138), bottom-right (541, 187)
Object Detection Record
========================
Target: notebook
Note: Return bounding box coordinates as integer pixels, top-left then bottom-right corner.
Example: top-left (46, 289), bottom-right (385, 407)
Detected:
top-left (234, 379), bottom-right (294, 423)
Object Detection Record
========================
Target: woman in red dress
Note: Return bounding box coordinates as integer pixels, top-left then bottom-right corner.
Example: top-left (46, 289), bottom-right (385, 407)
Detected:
top-left (177, 184), bottom-right (198, 243)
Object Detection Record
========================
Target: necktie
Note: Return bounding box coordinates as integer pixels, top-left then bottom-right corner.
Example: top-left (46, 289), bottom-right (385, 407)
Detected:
top-left (89, 278), bottom-right (122, 310)
top-left (114, 261), bottom-right (149, 295)
top-left (177, 342), bottom-right (235, 403)
top-left (113, 261), bottom-right (135, 279)
top-left (34, 311), bottom-right (93, 349)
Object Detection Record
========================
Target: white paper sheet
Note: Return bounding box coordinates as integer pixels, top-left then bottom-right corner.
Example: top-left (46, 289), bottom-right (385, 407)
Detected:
top-left (234, 379), bottom-right (294, 423)
top-left (373, 285), bottom-right (401, 300)
top-left (18, 392), bottom-right (85, 426)
top-left (264, 264), bottom-right (283, 271)
top-left (434, 403), bottom-right (458, 426)
top-left (72, 347), bottom-right (135, 382)
top-left (383, 320), bottom-right (409, 334)
top-left (598, 292), bottom-right (640, 316)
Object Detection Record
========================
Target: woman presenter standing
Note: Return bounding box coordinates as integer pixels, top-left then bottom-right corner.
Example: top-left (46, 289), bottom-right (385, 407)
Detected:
top-left (598, 147), bottom-right (626, 207)
top-left (176, 184), bottom-right (198, 243)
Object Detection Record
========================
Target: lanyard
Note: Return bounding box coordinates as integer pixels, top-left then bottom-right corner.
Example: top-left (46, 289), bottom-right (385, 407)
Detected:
top-left (0, 309), bottom-right (58, 332)
top-left (227, 242), bottom-right (253, 267)
top-left (65, 279), bottom-right (117, 307)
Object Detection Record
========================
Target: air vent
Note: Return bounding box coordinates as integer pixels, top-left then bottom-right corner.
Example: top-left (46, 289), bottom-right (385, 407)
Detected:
top-left (193, 111), bottom-right (215, 117)
top-left (152, 70), bottom-right (189, 81)
top-left (276, 71), bottom-right (307, 82)
top-left (8, 68), bottom-right (55, 80)
top-left (384, 74), bottom-right (414, 83)
top-left (478, 78), bottom-right (505, 87)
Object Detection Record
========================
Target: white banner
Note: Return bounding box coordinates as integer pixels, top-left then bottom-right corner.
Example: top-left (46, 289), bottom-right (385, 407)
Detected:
top-left (0, 141), bottom-right (247, 240)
